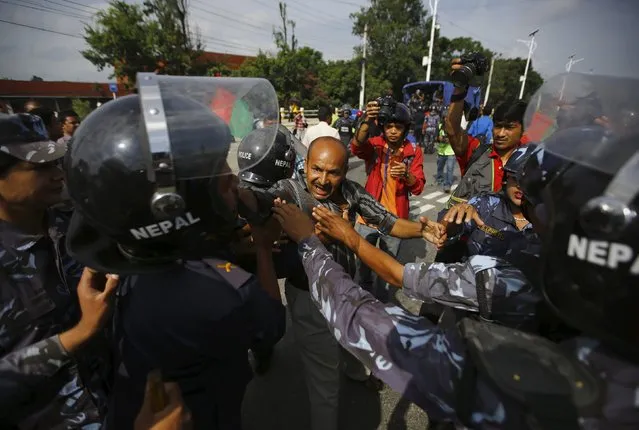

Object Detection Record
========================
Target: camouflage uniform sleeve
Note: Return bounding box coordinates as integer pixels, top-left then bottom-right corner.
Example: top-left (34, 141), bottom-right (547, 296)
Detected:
top-left (402, 255), bottom-right (503, 313)
top-left (298, 235), bottom-right (467, 421)
top-left (0, 335), bottom-right (71, 409)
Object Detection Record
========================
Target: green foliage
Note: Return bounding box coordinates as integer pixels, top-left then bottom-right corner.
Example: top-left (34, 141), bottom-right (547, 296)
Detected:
top-left (81, 0), bottom-right (543, 109)
top-left (238, 47), bottom-right (327, 108)
top-left (351, 0), bottom-right (543, 104)
top-left (483, 58), bottom-right (543, 103)
top-left (351, 0), bottom-right (431, 97)
top-left (82, 0), bottom-right (205, 89)
top-left (71, 99), bottom-right (92, 119)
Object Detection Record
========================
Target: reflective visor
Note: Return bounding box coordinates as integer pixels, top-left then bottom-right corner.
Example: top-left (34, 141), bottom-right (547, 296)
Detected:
top-left (137, 73), bottom-right (280, 182)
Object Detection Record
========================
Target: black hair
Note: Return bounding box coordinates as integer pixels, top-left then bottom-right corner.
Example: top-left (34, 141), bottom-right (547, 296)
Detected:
top-left (29, 107), bottom-right (57, 128)
top-left (0, 151), bottom-right (20, 178)
top-left (493, 101), bottom-right (527, 128)
top-left (467, 107), bottom-right (479, 122)
top-left (482, 103), bottom-right (493, 116)
top-left (60, 110), bottom-right (79, 122)
top-left (318, 105), bottom-right (332, 122)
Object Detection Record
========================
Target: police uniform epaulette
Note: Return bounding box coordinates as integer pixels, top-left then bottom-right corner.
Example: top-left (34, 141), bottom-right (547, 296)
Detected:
top-left (202, 258), bottom-right (253, 290)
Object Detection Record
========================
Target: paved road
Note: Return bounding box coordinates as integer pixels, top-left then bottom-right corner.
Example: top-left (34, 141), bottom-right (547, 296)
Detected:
top-left (242, 143), bottom-right (461, 430)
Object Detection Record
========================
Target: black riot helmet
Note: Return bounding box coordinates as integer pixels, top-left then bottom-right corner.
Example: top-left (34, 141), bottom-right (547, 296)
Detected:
top-left (502, 143), bottom-right (538, 181)
top-left (518, 73), bottom-right (639, 361)
top-left (237, 124), bottom-right (298, 188)
top-left (64, 73), bottom-right (279, 273)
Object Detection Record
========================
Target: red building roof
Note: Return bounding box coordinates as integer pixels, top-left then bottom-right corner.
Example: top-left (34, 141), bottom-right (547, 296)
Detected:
top-left (0, 80), bottom-right (129, 98)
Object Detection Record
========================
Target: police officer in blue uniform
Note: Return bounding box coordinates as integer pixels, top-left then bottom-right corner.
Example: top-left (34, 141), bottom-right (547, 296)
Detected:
top-left (417, 145), bottom-right (545, 326)
top-left (272, 73), bottom-right (639, 429)
top-left (63, 74), bottom-right (286, 429)
top-left (0, 113), bottom-right (117, 428)
top-left (437, 144), bottom-right (542, 261)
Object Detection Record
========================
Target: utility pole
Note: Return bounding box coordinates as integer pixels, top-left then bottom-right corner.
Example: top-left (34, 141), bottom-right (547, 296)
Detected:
top-left (484, 55), bottom-right (498, 105)
top-left (425, 0), bottom-right (439, 82)
top-left (518, 29), bottom-right (539, 100)
top-left (359, 23), bottom-right (368, 111)
top-left (559, 54), bottom-right (584, 101)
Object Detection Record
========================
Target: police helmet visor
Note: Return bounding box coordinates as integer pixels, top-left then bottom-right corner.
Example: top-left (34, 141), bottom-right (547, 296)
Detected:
top-left (137, 73), bottom-right (279, 180)
top-left (524, 73), bottom-right (639, 358)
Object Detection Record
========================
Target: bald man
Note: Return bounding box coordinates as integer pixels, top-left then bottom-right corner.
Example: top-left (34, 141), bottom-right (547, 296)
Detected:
top-left (248, 136), bottom-right (438, 430)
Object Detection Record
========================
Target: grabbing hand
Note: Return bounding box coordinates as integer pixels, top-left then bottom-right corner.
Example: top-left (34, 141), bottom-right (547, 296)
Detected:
top-left (389, 160), bottom-right (407, 179)
top-left (312, 206), bottom-right (360, 250)
top-left (250, 216), bottom-right (283, 250)
top-left (272, 199), bottom-right (315, 243)
top-left (134, 371), bottom-right (191, 430)
top-left (365, 101), bottom-right (380, 121)
top-left (443, 203), bottom-right (485, 226)
top-left (76, 268), bottom-right (119, 338)
top-left (450, 58), bottom-right (464, 75)
top-left (419, 216), bottom-right (447, 247)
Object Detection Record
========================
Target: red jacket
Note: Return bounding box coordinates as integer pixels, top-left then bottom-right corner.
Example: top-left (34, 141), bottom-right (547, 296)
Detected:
top-left (351, 136), bottom-right (425, 219)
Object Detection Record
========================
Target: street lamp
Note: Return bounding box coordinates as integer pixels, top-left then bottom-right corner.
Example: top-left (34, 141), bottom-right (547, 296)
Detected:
top-left (425, 0), bottom-right (440, 82)
top-left (518, 29), bottom-right (539, 100)
top-left (559, 54), bottom-right (584, 101)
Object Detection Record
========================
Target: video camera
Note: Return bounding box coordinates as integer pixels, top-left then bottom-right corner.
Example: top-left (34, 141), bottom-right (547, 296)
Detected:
top-left (375, 96), bottom-right (397, 124)
top-left (451, 52), bottom-right (489, 88)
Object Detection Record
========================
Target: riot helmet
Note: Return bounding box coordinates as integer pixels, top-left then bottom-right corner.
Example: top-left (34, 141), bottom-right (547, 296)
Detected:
top-left (65, 73), bottom-right (279, 272)
top-left (238, 124), bottom-right (298, 188)
top-left (519, 73), bottom-right (639, 361)
top-left (503, 143), bottom-right (538, 180)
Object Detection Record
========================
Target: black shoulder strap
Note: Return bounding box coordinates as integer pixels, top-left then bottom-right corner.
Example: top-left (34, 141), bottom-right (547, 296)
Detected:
top-left (466, 139), bottom-right (491, 170)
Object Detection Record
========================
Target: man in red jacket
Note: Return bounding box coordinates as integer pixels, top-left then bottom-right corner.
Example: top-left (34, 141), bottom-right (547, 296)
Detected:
top-left (351, 99), bottom-right (425, 302)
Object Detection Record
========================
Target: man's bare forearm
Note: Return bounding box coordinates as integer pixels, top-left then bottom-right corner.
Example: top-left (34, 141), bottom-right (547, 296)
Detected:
top-left (389, 218), bottom-right (422, 239)
top-left (354, 122), bottom-right (370, 146)
top-left (444, 88), bottom-right (469, 157)
top-left (351, 235), bottom-right (404, 287)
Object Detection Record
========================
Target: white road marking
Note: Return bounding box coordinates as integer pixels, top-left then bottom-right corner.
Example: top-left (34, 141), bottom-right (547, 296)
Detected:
top-left (437, 195), bottom-right (450, 203)
top-left (419, 204), bottom-right (435, 213)
top-left (423, 191), bottom-right (444, 199)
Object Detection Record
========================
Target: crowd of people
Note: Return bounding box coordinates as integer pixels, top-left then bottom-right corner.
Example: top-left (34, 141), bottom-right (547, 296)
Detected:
top-left (0, 56), bottom-right (637, 430)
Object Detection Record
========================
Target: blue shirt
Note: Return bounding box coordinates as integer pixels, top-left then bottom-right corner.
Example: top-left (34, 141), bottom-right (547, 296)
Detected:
top-left (468, 115), bottom-right (493, 144)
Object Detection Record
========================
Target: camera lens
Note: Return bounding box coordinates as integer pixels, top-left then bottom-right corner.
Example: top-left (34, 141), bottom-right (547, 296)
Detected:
top-left (451, 65), bottom-right (474, 88)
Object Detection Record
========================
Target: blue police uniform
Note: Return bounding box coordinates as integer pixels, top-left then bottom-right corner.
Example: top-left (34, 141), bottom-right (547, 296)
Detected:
top-left (0, 210), bottom-right (110, 429)
top-left (297, 235), bottom-right (639, 428)
top-left (451, 191), bottom-right (542, 261)
top-left (108, 260), bottom-right (285, 430)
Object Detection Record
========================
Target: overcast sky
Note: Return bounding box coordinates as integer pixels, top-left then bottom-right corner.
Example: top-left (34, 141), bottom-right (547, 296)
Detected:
top-left (0, 0), bottom-right (637, 82)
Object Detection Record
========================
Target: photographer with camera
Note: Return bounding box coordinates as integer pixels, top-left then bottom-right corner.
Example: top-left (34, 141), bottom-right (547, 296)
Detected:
top-left (444, 56), bottom-right (528, 210)
top-left (351, 97), bottom-right (425, 302)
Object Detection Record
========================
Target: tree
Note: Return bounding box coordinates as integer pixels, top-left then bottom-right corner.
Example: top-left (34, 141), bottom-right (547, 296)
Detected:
top-left (31, 75), bottom-right (44, 81)
top-left (273, 2), bottom-right (297, 52)
top-left (71, 99), bottom-right (92, 119)
top-left (238, 46), bottom-right (326, 107)
top-left (83, 0), bottom-right (205, 89)
top-left (351, 0), bottom-right (431, 98)
top-left (486, 58), bottom-right (543, 103)
top-left (351, 0), bottom-right (542, 103)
